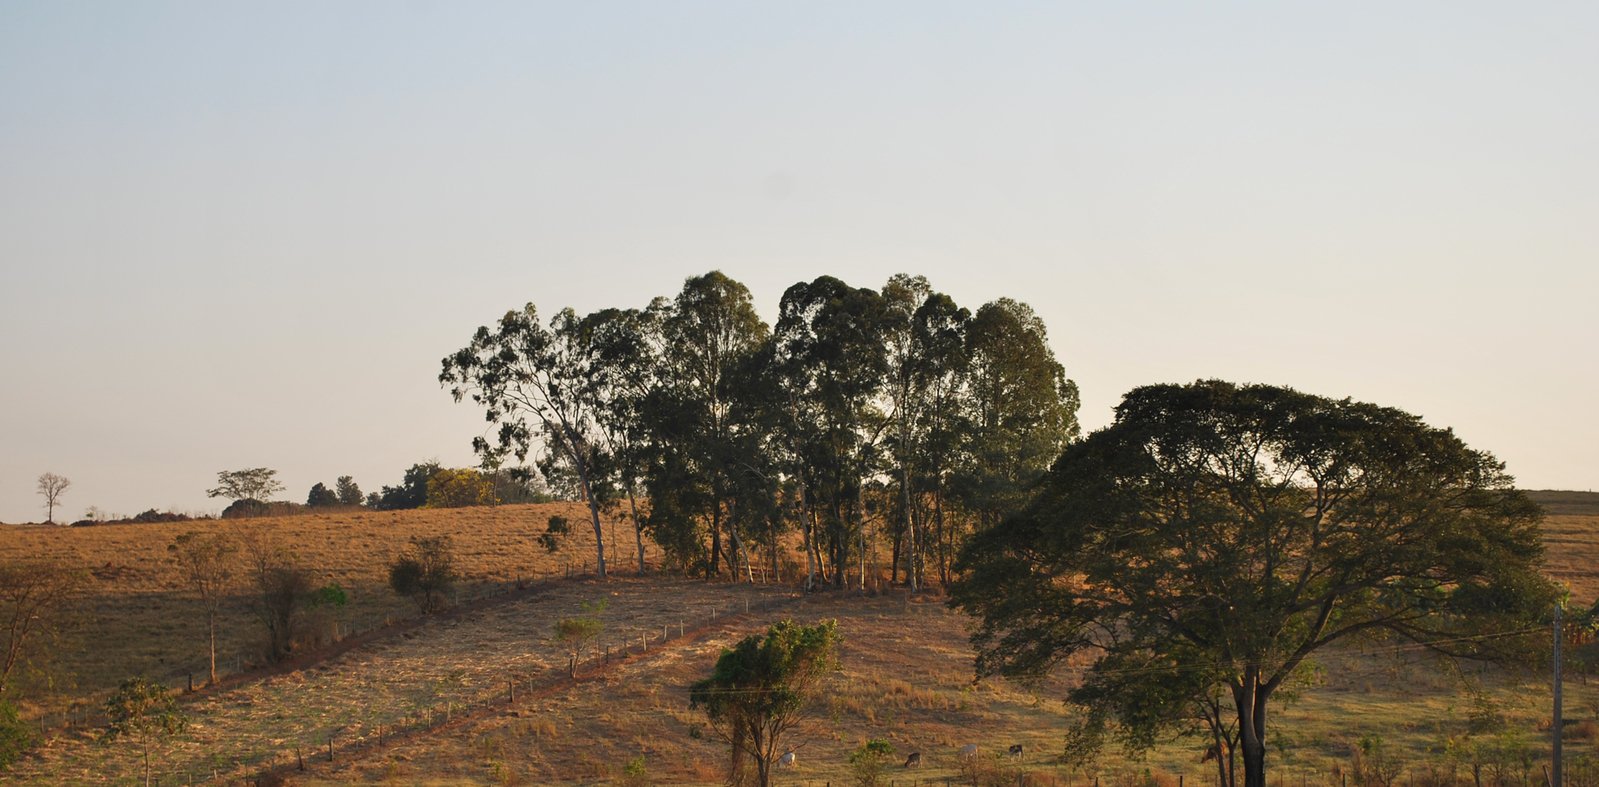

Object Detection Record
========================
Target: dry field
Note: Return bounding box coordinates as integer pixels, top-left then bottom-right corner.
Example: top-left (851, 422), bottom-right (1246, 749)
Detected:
top-left (0, 502), bottom-right (642, 709)
top-left (300, 591), bottom-right (1599, 786)
top-left (0, 493), bottom-right (1594, 784)
top-left (7, 577), bottom-right (795, 784)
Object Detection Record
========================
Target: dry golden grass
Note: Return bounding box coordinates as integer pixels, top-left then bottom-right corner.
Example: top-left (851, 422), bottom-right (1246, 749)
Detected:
top-left (0, 502), bottom-right (642, 707)
top-left (7, 576), bottom-right (795, 784)
top-left (0, 492), bottom-right (1594, 785)
top-left (295, 589), bottom-right (1599, 786)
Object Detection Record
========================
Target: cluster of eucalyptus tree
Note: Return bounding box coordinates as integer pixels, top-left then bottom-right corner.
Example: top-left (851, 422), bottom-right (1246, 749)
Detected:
top-left (440, 271), bottom-right (1079, 586)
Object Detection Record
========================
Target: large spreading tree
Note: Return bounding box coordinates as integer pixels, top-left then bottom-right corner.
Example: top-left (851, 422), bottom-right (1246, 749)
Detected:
top-left (951, 380), bottom-right (1554, 787)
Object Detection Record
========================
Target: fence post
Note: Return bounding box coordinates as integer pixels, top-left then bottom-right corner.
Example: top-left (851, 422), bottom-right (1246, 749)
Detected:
top-left (329, 733), bottom-right (335, 762)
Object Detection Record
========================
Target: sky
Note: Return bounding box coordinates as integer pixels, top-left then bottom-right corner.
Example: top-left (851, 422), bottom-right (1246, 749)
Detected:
top-left (2, 2), bottom-right (1596, 523)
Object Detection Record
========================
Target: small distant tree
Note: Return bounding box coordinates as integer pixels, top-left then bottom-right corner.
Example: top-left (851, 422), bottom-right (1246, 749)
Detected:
top-left (424, 468), bottom-right (497, 508)
top-left (0, 560), bottom-right (85, 699)
top-left (235, 528), bottom-right (312, 662)
top-left (850, 738), bottom-right (897, 787)
top-left (168, 532), bottom-right (235, 686)
top-left (334, 476), bottom-right (363, 506)
top-left (206, 468), bottom-right (284, 504)
top-left (0, 700), bottom-right (34, 769)
top-left (305, 483), bottom-right (339, 508)
top-left (35, 473), bottom-right (70, 524)
top-left (103, 676), bottom-right (187, 787)
top-left (690, 619), bottom-right (841, 787)
top-left (553, 599), bottom-right (607, 677)
top-left (388, 536), bottom-right (457, 614)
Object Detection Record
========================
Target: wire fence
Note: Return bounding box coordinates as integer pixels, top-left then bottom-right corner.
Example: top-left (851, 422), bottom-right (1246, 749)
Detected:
top-left (28, 559), bottom-right (803, 785)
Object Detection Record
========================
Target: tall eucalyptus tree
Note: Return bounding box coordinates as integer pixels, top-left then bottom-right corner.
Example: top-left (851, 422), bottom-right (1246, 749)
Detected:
top-left (441, 304), bottom-right (614, 577)
top-left (655, 272), bottom-right (769, 577)
top-left (773, 276), bottom-right (890, 589)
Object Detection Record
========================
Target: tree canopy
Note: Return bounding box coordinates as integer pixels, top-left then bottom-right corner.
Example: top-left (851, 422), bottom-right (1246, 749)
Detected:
top-left (439, 271), bottom-right (1079, 587)
top-left (950, 380), bottom-right (1555, 787)
top-left (690, 619), bottom-right (840, 787)
top-left (206, 468), bottom-right (284, 503)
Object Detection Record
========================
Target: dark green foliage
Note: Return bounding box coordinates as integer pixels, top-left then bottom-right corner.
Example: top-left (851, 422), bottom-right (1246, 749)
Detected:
top-left (0, 700), bottom-right (33, 769)
top-left (103, 676), bottom-right (187, 786)
top-left (953, 298), bottom-right (1078, 529)
top-left (950, 380), bottom-right (1554, 787)
top-left (309, 582), bottom-right (347, 608)
top-left (388, 537), bottom-right (456, 614)
top-left (537, 515), bottom-right (570, 554)
top-left (370, 462), bottom-right (441, 510)
top-left (305, 482), bottom-right (339, 508)
top-left (334, 475), bottom-right (363, 506)
top-left (849, 738), bottom-right (897, 786)
top-left (103, 677), bottom-right (186, 740)
top-left (690, 619), bottom-right (840, 787)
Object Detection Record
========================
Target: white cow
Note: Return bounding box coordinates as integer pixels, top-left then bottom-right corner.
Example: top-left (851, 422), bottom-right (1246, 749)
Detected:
top-left (959, 743), bottom-right (979, 759)
top-left (777, 751), bottom-right (796, 769)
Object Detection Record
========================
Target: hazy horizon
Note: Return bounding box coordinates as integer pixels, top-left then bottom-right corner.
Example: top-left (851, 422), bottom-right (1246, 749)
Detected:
top-left (3, 2), bottom-right (1596, 523)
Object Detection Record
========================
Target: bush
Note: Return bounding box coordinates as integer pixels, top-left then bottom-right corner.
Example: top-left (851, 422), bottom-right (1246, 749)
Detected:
top-left (849, 738), bottom-right (896, 786)
top-left (370, 462), bottom-right (440, 510)
top-left (0, 700), bottom-right (34, 770)
top-left (306, 483), bottom-right (340, 508)
top-left (389, 537), bottom-right (457, 613)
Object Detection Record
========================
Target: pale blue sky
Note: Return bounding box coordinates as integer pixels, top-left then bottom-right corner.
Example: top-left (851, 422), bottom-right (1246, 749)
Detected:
top-left (2, 2), bottom-right (1595, 522)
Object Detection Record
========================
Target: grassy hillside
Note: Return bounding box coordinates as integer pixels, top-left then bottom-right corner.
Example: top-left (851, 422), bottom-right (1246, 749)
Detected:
top-left (1, 494), bottom-right (1596, 784)
top-left (0, 502), bottom-right (640, 710)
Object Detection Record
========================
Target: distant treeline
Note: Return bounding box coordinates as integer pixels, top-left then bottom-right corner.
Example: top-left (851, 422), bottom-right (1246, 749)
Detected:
top-left (441, 271), bottom-right (1081, 586)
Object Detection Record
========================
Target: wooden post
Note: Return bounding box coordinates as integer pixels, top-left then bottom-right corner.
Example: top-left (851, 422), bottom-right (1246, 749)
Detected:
top-left (328, 734), bottom-right (334, 762)
top-left (187, 672), bottom-right (193, 693)
top-left (509, 680), bottom-right (515, 704)
top-left (297, 746), bottom-right (304, 771)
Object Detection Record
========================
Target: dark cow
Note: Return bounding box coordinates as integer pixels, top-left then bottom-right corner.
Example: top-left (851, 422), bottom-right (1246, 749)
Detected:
top-left (904, 752), bottom-right (922, 768)
top-left (1009, 743), bottom-right (1024, 759)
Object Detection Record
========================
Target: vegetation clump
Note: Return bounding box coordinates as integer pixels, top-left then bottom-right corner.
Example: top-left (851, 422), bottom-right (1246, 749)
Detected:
top-left (388, 536), bottom-right (456, 614)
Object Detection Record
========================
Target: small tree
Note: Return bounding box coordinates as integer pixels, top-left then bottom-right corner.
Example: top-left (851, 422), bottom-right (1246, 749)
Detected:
top-left (168, 532), bottom-right (235, 687)
top-left (334, 475), bottom-right (363, 506)
top-left (35, 473), bottom-right (70, 524)
top-left (388, 536), bottom-right (457, 614)
top-left (553, 599), bottom-right (606, 677)
top-left (206, 468), bottom-right (284, 504)
top-left (0, 560), bottom-right (84, 699)
top-left (305, 483), bottom-right (339, 507)
top-left (104, 676), bottom-right (187, 787)
top-left (850, 738), bottom-right (897, 786)
top-left (690, 619), bottom-right (841, 787)
top-left (236, 527), bottom-right (312, 662)
top-left (0, 700), bottom-right (33, 769)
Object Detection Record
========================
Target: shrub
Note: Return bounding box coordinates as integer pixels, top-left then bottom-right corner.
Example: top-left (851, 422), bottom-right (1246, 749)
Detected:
top-left (849, 738), bottom-right (896, 786)
top-left (389, 537), bottom-right (457, 614)
top-left (0, 700), bottom-right (34, 770)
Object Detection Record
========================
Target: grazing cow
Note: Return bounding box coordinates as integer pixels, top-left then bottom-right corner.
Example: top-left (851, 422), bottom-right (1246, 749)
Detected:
top-left (959, 743), bottom-right (979, 759)
top-left (903, 752), bottom-right (922, 768)
top-left (1009, 743), bottom-right (1024, 759)
top-left (777, 751), bottom-right (796, 769)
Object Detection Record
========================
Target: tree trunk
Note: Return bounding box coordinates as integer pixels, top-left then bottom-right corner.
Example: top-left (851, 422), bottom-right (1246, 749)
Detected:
top-left (565, 432), bottom-right (607, 578)
top-left (207, 610), bottom-right (218, 686)
top-left (1234, 672), bottom-right (1270, 787)
top-left (625, 487), bottom-right (646, 575)
top-left (709, 504), bottom-right (722, 579)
